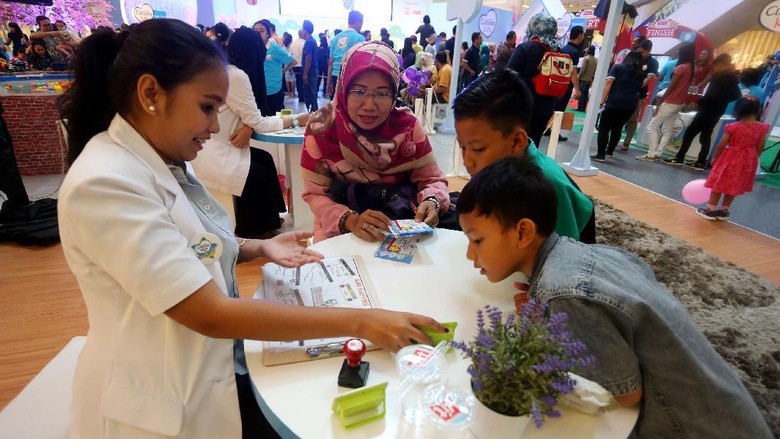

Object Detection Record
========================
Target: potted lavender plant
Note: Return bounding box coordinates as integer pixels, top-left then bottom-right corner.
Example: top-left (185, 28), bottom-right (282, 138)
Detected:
top-left (451, 302), bottom-right (593, 438)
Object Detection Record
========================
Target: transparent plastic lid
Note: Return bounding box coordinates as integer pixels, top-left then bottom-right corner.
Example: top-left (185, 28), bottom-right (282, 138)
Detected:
top-left (423, 384), bottom-right (475, 428)
top-left (395, 345), bottom-right (447, 384)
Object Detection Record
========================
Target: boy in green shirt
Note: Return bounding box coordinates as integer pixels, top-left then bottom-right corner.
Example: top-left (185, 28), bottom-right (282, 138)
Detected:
top-left (452, 69), bottom-right (595, 242)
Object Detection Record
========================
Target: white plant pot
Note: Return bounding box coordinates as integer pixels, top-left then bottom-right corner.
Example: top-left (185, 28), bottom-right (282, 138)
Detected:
top-left (469, 398), bottom-right (532, 439)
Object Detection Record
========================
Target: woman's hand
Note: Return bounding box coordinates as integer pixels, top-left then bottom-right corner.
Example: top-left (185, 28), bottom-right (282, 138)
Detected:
top-left (414, 199), bottom-right (439, 227)
top-left (229, 125), bottom-right (253, 149)
top-left (298, 113), bottom-right (311, 125)
top-left (346, 209), bottom-right (391, 242)
top-left (244, 232), bottom-right (324, 267)
top-left (357, 309), bottom-right (447, 352)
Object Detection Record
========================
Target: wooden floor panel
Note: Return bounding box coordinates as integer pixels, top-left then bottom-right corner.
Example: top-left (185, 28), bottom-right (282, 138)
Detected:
top-left (1, 172), bottom-right (777, 410)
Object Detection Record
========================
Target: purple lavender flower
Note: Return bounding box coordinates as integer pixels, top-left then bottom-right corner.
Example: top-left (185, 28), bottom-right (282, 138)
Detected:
top-left (476, 333), bottom-right (496, 350)
top-left (530, 400), bottom-right (544, 428)
top-left (450, 301), bottom-right (593, 428)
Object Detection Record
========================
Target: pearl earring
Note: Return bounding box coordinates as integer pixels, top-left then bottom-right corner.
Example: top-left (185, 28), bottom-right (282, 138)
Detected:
top-left (148, 105), bottom-right (156, 113)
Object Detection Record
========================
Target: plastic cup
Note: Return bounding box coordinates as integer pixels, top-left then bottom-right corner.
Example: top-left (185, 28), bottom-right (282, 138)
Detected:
top-left (395, 345), bottom-right (448, 425)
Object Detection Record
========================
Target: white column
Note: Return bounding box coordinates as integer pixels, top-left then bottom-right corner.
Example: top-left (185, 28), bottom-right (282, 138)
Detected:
top-left (563, 0), bottom-right (625, 177)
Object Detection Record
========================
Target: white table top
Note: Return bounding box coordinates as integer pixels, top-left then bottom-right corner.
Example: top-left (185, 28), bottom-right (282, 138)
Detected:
top-left (252, 127), bottom-right (305, 144)
top-left (246, 229), bottom-right (638, 438)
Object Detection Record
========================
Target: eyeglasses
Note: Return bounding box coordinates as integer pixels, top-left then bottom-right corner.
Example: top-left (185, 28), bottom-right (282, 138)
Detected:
top-left (347, 89), bottom-right (395, 103)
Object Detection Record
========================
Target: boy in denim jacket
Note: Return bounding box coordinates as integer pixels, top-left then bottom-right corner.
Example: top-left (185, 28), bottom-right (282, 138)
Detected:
top-left (452, 69), bottom-right (595, 243)
top-left (457, 156), bottom-right (771, 438)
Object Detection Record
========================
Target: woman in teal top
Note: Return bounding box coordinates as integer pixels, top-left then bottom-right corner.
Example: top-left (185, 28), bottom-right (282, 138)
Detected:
top-left (256, 19), bottom-right (295, 115)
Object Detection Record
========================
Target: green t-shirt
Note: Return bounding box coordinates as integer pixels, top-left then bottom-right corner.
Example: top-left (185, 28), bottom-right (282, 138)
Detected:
top-left (527, 144), bottom-right (594, 239)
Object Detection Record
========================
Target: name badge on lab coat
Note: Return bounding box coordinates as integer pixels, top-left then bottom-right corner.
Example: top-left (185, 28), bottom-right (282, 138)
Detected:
top-left (189, 232), bottom-right (223, 265)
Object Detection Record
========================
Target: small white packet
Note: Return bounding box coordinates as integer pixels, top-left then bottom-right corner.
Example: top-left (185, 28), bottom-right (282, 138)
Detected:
top-left (559, 372), bottom-right (617, 415)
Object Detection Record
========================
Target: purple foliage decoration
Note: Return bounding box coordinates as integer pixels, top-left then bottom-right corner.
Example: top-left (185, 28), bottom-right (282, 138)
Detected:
top-left (1, 0), bottom-right (114, 35)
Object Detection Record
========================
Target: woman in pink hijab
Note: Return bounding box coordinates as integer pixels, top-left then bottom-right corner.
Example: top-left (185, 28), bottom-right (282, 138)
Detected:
top-left (301, 41), bottom-right (450, 242)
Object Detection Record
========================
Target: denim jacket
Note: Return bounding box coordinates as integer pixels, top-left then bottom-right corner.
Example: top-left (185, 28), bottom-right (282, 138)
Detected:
top-left (528, 234), bottom-right (771, 438)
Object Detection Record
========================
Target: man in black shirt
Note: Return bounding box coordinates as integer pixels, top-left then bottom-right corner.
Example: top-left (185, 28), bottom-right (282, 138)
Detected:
top-left (554, 26), bottom-right (584, 113)
top-left (621, 37), bottom-right (658, 150)
top-left (462, 32), bottom-right (482, 88)
top-left (444, 25), bottom-right (456, 63)
top-left (551, 26), bottom-right (584, 141)
top-left (416, 15), bottom-right (435, 49)
top-left (662, 54), bottom-right (741, 169)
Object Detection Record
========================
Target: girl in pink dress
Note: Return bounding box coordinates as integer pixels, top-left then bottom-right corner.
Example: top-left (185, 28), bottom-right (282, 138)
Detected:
top-left (697, 97), bottom-right (769, 221)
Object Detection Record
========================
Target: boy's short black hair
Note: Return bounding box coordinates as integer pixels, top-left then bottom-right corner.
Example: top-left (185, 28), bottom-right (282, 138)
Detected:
top-left (471, 31), bottom-right (481, 43)
top-left (458, 155), bottom-right (557, 236)
top-left (452, 69), bottom-right (533, 136)
top-left (435, 51), bottom-right (448, 64)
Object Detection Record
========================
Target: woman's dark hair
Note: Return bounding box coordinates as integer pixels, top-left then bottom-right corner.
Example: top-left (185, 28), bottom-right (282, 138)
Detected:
top-left (458, 155), bottom-right (557, 236)
top-left (57, 19), bottom-right (227, 164)
top-left (227, 26), bottom-right (267, 114)
top-left (8, 22), bottom-right (21, 32)
top-left (213, 22), bottom-right (231, 46)
top-left (257, 19), bottom-right (272, 42)
top-left (677, 42), bottom-right (696, 83)
top-left (401, 37), bottom-right (413, 59)
top-left (452, 69), bottom-right (533, 136)
top-left (623, 50), bottom-right (644, 77)
top-left (733, 97), bottom-right (761, 121)
top-left (319, 33), bottom-right (328, 48)
top-left (283, 31), bottom-right (292, 47)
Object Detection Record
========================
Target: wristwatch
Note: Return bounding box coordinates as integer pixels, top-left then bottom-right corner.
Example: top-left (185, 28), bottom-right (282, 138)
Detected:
top-left (291, 116), bottom-right (299, 128)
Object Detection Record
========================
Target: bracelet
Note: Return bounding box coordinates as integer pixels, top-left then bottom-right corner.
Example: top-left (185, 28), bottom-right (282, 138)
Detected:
top-left (423, 196), bottom-right (441, 214)
top-left (338, 210), bottom-right (357, 234)
top-left (237, 238), bottom-right (249, 250)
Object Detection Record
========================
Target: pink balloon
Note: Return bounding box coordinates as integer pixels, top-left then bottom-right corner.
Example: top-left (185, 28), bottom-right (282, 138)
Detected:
top-left (681, 179), bottom-right (711, 204)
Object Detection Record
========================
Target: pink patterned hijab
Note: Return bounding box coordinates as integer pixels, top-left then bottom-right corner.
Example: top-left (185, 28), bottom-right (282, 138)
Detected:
top-left (302, 41), bottom-right (434, 180)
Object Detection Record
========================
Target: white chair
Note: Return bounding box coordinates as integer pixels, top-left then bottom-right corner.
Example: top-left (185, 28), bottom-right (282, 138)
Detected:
top-left (0, 336), bottom-right (86, 438)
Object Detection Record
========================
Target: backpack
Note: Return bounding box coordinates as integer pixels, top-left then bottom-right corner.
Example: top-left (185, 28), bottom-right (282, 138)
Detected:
top-left (530, 39), bottom-right (573, 98)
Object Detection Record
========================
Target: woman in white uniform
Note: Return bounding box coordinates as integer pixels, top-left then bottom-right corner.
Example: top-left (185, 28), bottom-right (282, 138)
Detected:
top-left (57, 19), bottom-right (443, 439)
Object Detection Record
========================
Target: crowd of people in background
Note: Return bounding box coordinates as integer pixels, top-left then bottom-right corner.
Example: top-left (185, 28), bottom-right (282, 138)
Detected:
top-left (1, 16), bottom-right (84, 70)
top-left (1, 10), bottom-right (778, 226)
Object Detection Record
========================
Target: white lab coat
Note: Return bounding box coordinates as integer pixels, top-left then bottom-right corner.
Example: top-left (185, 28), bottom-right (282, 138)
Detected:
top-left (190, 65), bottom-right (283, 196)
top-left (58, 115), bottom-right (241, 438)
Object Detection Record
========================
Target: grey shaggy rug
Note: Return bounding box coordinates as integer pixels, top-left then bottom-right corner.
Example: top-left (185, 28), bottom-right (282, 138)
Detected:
top-left (593, 200), bottom-right (780, 436)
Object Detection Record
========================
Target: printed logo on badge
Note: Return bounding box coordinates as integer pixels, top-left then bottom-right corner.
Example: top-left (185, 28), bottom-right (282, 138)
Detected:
top-left (189, 232), bottom-right (222, 265)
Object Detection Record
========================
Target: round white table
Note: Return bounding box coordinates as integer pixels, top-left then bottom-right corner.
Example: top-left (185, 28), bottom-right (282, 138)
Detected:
top-left (245, 229), bottom-right (638, 438)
